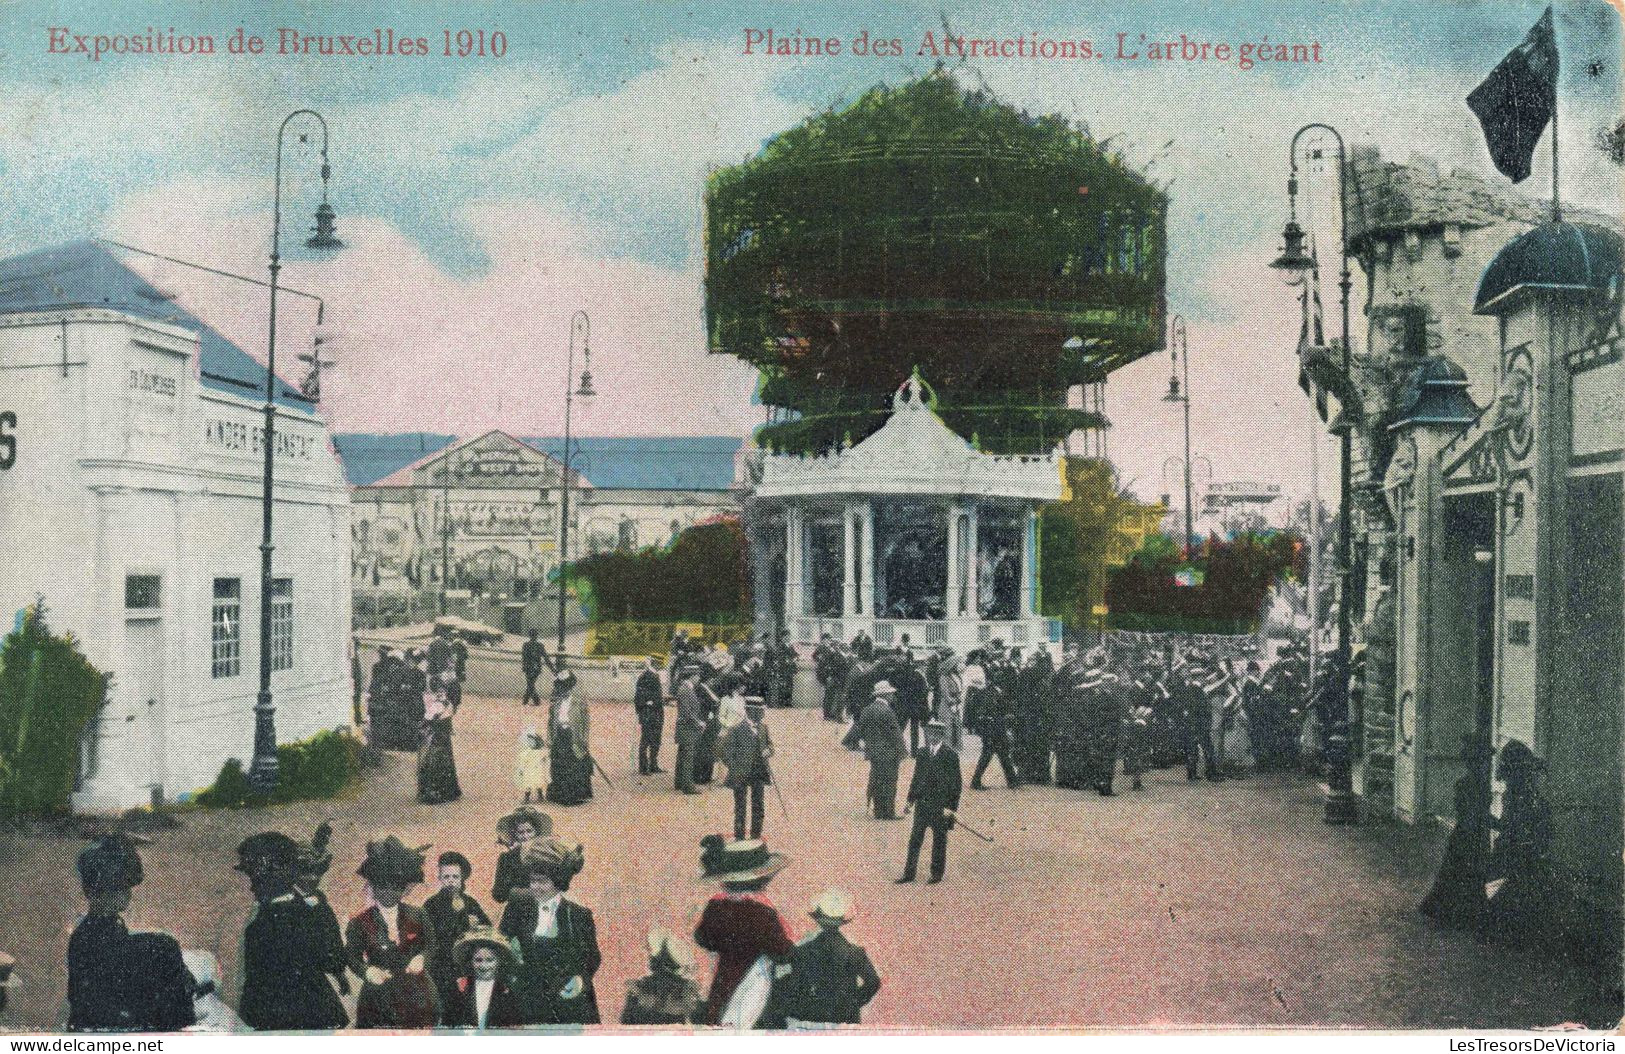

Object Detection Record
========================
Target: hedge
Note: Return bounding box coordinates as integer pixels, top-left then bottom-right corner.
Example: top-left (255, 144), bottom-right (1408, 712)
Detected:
top-left (0, 603), bottom-right (110, 817)
top-left (194, 728), bottom-right (361, 809)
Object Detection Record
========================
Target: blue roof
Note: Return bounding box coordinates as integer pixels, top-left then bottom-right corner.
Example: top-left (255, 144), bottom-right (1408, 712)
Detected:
top-left (334, 432), bottom-right (743, 491)
top-left (0, 240), bottom-right (310, 408)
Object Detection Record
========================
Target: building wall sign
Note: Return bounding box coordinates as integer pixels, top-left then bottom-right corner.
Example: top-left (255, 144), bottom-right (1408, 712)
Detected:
top-left (1572, 358), bottom-right (1624, 460)
top-left (204, 418), bottom-right (313, 459)
top-left (451, 501), bottom-right (555, 537)
top-left (127, 367), bottom-right (177, 398)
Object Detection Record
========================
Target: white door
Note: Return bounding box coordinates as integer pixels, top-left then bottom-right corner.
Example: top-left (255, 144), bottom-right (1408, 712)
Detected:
top-left (122, 618), bottom-right (166, 800)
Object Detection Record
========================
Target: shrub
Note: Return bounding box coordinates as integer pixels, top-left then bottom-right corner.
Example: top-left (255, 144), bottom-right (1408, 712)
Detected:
top-left (0, 602), bottom-right (111, 817)
top-left (195, 729), bottom-right (361, 809)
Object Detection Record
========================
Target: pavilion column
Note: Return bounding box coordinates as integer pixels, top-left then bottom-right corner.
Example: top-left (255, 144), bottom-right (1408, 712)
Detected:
top-left (842, 503), bottom-right (857, 617)
top-left (859, 501), bottom-right (875, 617)
top-left (965, 502), bottom-right (980, 619)
top-left (785, 506), bottom-right (804, 620)
top-left (945, 501), bottom-right (963, 618)
top-left (1020, 505), bottom-right (1038, 618)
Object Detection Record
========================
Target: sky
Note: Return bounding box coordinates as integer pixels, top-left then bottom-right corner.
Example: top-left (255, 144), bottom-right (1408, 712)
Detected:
top-left (0, 0), bottom-right (1619, 510)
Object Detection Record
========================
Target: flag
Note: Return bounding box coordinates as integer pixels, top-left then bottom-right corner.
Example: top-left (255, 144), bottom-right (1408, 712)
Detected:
top-left (1467, 7), bottom-right (1558, 184)
top-left (1297, 241), bottom-right (1330, 421)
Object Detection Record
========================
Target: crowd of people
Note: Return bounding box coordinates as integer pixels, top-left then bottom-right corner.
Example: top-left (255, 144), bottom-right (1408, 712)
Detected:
top-left (59, 814), bottom-right (879, 1032)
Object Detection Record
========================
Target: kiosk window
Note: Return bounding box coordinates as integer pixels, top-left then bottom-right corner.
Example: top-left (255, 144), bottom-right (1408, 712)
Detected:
top-left (270, 578), bottom-right (293, 672)
top-left (125, 575), bottom-right (161, 610)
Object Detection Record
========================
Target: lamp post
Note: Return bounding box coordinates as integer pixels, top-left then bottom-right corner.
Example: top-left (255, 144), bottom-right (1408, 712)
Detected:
top-left (250, 110), bottom-right (343, 793)
top-left (1271, 122), bottom-right (1358, 824)
top-left (555, 310), bottom-right (597, 659)
top-left (1162, 315), bottom-right (1195, 557)
top-left (439, 457), bottom-right (455, 616)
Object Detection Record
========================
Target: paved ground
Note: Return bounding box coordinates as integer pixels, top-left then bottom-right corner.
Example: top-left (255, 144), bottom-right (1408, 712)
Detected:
top-left (1, 693), bottom-right (1616, 1031)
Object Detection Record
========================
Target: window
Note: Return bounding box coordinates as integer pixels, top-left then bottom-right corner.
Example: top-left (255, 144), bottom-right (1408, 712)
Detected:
top-left (270, 578), bottom-right (293, 672)
top-left (211, 579), bottom-right (241, 678)
top-left (125, 574), bottom-right (161, 610)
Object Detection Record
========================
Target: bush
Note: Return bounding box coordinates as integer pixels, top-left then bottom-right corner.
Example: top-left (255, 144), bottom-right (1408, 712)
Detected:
top-left (573, 516), bottom-right (751, 624)
top-left (195, 729), bottom-right (360, 809)
top-left (0, 602), bottom-right (111, 817)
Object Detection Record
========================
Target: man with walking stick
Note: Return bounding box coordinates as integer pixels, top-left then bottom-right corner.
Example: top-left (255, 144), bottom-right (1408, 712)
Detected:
top-left (897, 719), bottom-right (962, 885)
top-left (720, 697), bottom-right (777, 840)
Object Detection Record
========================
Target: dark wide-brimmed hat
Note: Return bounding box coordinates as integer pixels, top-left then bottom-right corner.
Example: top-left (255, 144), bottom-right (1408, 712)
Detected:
top-left (699, 836), bottom-right (788, 886)
top-left (235, 831), bottom-right (301, 876)
top-left (452, 926), bottom-right (515, 971)
top-left (78, 834), bottom-right (145, 895)
top-left (357, 835), bottom-right (429, 888)
top-left (496, 806), bottom-right (554, 844)
top-left (1497, 740), bottom-right (1546, 779)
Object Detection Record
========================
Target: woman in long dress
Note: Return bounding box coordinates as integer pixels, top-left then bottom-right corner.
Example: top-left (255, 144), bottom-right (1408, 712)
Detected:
top-left (1418, 734), bottom-right (1494, 928)
top-left (547, 671), bottom-right (594, 806)
top-left (499, 838), bottom-right (601, 1025)
top-left (1479, 740), bottom-right (1555, 945)
top-left (418, 673), bottom-right (462, 804)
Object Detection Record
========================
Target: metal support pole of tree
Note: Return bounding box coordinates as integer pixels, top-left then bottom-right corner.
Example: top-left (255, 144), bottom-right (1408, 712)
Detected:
top-left (250, 110), bottom-right (343, 793)
top-left (439, 460), bottom-right (452, 616)
top-left (1163, 315), bottom-right (1195, 558)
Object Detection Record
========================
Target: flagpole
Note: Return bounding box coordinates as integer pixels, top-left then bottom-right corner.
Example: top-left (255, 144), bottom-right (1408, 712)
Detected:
top-left (1551, 48), bottom-right (1561, 222)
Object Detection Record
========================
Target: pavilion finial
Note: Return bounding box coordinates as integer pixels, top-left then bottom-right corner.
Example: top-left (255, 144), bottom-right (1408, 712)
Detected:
top-left (894, 366), bottom-right (937, 412)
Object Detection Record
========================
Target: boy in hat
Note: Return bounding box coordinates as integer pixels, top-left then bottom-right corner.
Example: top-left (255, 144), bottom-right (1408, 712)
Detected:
top-left (634, 654), bottom-right (667, 775)
top-left (857, 682), bottom-right (908, 820)
top-left (498, 837), bottom-right (601, 1025)
top-left (763, 889), bottom-right (881, 1027)
top-left (424, 851), bottom-right (492, 1006)
top-left (236, 830), bottom-right (350, 1031)
top-left (693, 836), bottom-right (795, 1025)
top-left (720, 695), bottom-right (774, 841)
top-left (346, 836), bottom-right (439, 1028)
top-left (442, 927), bottom-right (522, 1029)
top-left (899, 719), bottom-right (963, 884)
top-left (620, 928), bottom-right (702, 1025)
top-left (67, 834), bottom-right (195, 1032)
top-left (491, 806), bottom-right (553, 904)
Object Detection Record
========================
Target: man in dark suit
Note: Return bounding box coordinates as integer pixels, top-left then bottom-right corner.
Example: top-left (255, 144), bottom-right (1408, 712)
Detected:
top-left (967, 675), bottom-right (1021, 791)
top-left (894, 654), bottom-right (932, 755)
top-left (67, 835), bottom-right (195, 1032)
top-left (673, 665), bottom-right (705, 794)
top-left (520, 631), bottom-right (548, 707)
top-left (633, 655), bottom-right (666, 775)
top-left (899, 720), bottom-right (962, 884)
top-left (857, 682), bottom-right (908, 820)
top-left (763, 889), bottom-right (881, 1027)
top-left (235, 831), bottom-right (350, 1031)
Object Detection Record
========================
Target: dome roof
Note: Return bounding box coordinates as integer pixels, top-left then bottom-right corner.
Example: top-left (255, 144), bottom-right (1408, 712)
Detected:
top-left (1474, 221), bottom-right (1623, 316)
top-left (1389, 354), bottom-right (1480, 431)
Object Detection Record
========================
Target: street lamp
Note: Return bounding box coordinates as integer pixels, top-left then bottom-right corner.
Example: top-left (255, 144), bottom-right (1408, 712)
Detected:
top-left (555, 310), bottom-right (597, 660)
top-left (1272, 122), bottom-right (1358, 825)
top-left (1161, 315), bottom-right (1195, 557)
top-left (250, 110), bottom-right (343, 794)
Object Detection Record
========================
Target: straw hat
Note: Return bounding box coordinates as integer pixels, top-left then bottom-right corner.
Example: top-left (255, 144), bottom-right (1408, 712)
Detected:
top-left (718, 696), bottom-right (747, 729)
top-left (871, 680), bottom-right (897, 697)
top-left (452, 926), bottom-right (515, 971)
top-left (496, 806), bottom-right (554, 844)
top-left (522, 837), bottom-right (585, 886)
top-left (699, 837), bottom-right (788, 886)
top-left (808, 888), bottom-right (854, 925)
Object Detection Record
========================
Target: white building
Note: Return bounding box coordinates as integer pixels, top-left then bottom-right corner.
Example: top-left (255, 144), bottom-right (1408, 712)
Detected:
top-left (0, 241), bottom-right (354, 811)
top-left (750, 371), bottom-right (1064, 652)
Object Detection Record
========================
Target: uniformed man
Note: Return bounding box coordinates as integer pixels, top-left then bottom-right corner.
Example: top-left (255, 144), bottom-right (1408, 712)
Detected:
top-left (633, 655), bottom-right (666, 775)
top-left (898, 720), bottom-right (962, 884)
top-left (67, 835), bottom-right (195, 1032)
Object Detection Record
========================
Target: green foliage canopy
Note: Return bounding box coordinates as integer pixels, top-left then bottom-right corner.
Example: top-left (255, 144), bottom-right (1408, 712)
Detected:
top-left (0, 603), bottom-right (110, 816)
top-left (573, 517), bottom-right (751, 624)
top-left (706, 72), bottom-right (1168, 454)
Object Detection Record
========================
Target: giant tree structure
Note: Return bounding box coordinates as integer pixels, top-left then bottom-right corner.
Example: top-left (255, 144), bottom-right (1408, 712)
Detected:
top-left (706, 72), bottom-right (1168, 454)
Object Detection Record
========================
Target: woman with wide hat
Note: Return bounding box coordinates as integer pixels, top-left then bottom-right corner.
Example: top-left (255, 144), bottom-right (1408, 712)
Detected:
top-left (499, 837), bottom-right (602, 1025)
top-left (293, 822), bottom-right (350, 1001)
top-left (67, 834), bottom-right (195, 1032)
top-left (442, 927), bottom-right (523, 1029)
top-left (418, 672), bottom-right (463, 804)
top-left (692, 836), bottom-right (795, 1025)
top-left (345, 836), bottom-right (440, 1028)
top-left (235, 830), bottom-right (349, 1031)
top-left (547, 670), bottom-right (594, 806)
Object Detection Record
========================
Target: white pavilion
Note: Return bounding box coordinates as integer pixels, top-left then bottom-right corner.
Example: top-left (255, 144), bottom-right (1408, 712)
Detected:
top-left (749, 371), bottom-right (1066, 652)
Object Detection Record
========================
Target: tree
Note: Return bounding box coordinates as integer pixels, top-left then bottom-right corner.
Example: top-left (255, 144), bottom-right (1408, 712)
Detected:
top-left (1041, 458), bottom-right (1150, 633)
